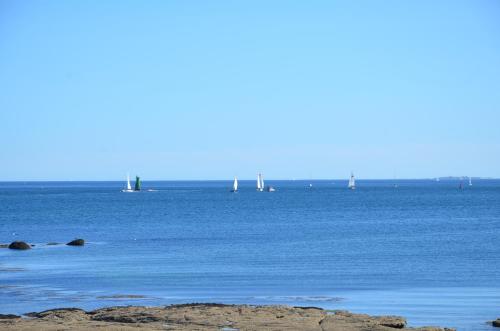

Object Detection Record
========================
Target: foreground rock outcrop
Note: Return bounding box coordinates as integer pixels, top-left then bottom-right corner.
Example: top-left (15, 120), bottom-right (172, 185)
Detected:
top-left (492, 318), bottom-right (500, 327)
top-left (0, 304), bottom-right (455, 331)
top-left (8, 241), bottom-right (31, 250)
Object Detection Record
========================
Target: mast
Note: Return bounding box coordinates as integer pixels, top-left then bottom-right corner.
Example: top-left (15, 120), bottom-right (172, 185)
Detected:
top-left (134, 176), bottom-right (141, 191)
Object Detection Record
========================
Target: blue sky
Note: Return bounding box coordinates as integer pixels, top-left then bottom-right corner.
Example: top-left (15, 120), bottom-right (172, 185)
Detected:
top-left (1, 0), bottom-right (499, 180)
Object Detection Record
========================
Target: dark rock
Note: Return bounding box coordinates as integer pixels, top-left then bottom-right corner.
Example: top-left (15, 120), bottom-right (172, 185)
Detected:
top-left (0, 244), bottom-right (9, 248)
top-left (375, 315), bottom-right (407, 328)
top-left (46, 242), bottom-right (60, 245)
top-left (66, 239), bottom-right (84, 246)
top-left (0, 314), bottom-right (20, 319)
top-left (90, 308), bottom-right (161, 323)
top-left (493, 319), bottom-right (500, 327)
top-left (8, 241), bottom-right (31, 250)
top-left (26, 308), bottom-right (86, 318)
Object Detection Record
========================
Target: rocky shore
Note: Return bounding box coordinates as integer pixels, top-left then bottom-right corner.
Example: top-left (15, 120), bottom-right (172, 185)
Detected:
top-left (0, 304), bottom-right (455, 331)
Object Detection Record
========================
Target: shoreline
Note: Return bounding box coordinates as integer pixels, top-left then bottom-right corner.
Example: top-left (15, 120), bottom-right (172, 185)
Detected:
top-left (0, 303), bottom-right (456, 331)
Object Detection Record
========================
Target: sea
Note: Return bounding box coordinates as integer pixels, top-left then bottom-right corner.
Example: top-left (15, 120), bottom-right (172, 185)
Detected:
top-left (0, 179), bottom-right (499, 330)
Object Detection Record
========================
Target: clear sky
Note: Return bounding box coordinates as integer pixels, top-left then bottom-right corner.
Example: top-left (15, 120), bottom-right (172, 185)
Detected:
top-left (1, 0), bottom-right (499, 180)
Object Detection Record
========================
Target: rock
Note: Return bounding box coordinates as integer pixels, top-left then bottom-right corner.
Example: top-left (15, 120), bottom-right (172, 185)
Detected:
top-left (8, 241), bottom-right (31, 250)
top-left (373, 315), bottom-right (407, 328)
top-left (90, 307), bottom-right (162, 323)
top-left (0, 305), bottom-right (456, 331)
top-left (0, 244), bottom-right (9, 248)
top-left (493, 319), bottom-right (500, 327)
top-left (66, 239), bottom-right (84, 246)
top-left (26, 308), bottom-right (87, 319)
top-left (320, 311), bottom-right (408, 330)
top-left (46, 242), bottom-right (60, 246)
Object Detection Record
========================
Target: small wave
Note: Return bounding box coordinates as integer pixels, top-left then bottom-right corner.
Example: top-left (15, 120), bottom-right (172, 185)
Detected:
top-left (96, 294), bottom-right (150, 300)
top-left (252, 295), bottom-right (343, 302)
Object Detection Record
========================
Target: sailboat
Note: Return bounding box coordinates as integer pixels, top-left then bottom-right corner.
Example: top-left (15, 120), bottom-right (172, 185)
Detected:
top-left (469, 177), bottom-right (472, 186)
top-left (134, 176), bottom-right (141, 191)
top-left (231, 177), bottom-right (238, 192)
top-left (348, 172), bottom-right (356, 190)
top-left (122, 174), bottom-right (134, 192)
top-left (257, 173), bottom-right (264, 191)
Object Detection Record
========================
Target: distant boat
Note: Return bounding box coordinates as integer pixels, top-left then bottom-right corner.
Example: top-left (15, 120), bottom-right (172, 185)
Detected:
top-left (134, 176), bottom-right (141, 191)
top-left (309, 183), bottom-right (313, 188)
top-left (469, 177), bottom-right (472, 186)
top-left (266, 186), bottom-right (276, 192)
top-left (122, 174), bottom-right (134, 192)
top-left (348, 172), bottom-right (356, 190)
top-left (435, 177), bottom-right (440, 182)
top-left (231, 177), bottom-right (238, 192)
top-left (257, 173), bottom-right (264, 192)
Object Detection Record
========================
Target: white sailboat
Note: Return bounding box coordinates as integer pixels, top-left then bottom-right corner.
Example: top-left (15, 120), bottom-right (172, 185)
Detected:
top-left (231, 177), bottom-right (238, 192)
top-left (348, 172), bottom-right (356, 190)
top-left (122, 173), bottom-right (134, 192)
top-left (257, 173), bottom-right (264, 191)
top-left (469, 177), bottom-right (472, 186)
top-left (267, 185), bottom-right (276, 192)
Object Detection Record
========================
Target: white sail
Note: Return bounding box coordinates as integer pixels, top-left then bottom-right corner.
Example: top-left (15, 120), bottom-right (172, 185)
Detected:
top-left (257, 174), bottom-right (262, 190)
top-left (126, 173), bottom-right (132, 190)
top-left (348, 173), bottom-right (355, 189)
top-left (260, 174), bottom-right (265, 190)
top-left (233, 177), bottom-right (238, 191)
top-left (469, 177), bottom-right (472, 186)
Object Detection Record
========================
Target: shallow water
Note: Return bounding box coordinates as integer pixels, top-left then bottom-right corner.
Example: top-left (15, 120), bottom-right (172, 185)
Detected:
top-left (0, 180), bottom-right (499, 330)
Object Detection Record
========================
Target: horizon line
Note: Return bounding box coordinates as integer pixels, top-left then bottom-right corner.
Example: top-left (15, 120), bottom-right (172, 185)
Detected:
top-left (0, 177), bottom-right (495, 182)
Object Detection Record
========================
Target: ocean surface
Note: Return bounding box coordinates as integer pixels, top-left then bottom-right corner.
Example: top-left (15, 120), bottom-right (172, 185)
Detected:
top-left (0, 179), bottom-right (499, 330)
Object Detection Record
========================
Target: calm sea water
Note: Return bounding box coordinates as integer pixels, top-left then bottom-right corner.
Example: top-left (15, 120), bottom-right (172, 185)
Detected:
top-left (0, 180), bottom-right (499, 330)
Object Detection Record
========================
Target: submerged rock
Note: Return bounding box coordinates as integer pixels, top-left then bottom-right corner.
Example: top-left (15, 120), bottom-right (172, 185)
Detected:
top-left (66, 239), bottom-right (85, 246)
top-left (46, 242), bottom-right (60, 246)
top-left (493, 318), bottom-right (500, 327)
top-left (8, 241), bottom-right (31, 250)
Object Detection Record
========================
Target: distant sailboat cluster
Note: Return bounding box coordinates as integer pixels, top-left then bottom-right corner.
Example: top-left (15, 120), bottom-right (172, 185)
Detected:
top-left (121, 172), bottom-right (479, 193)
top-left (122, 174), bottom-right (141, 192)
top-left (252, 173), bottom-right (275, 192)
